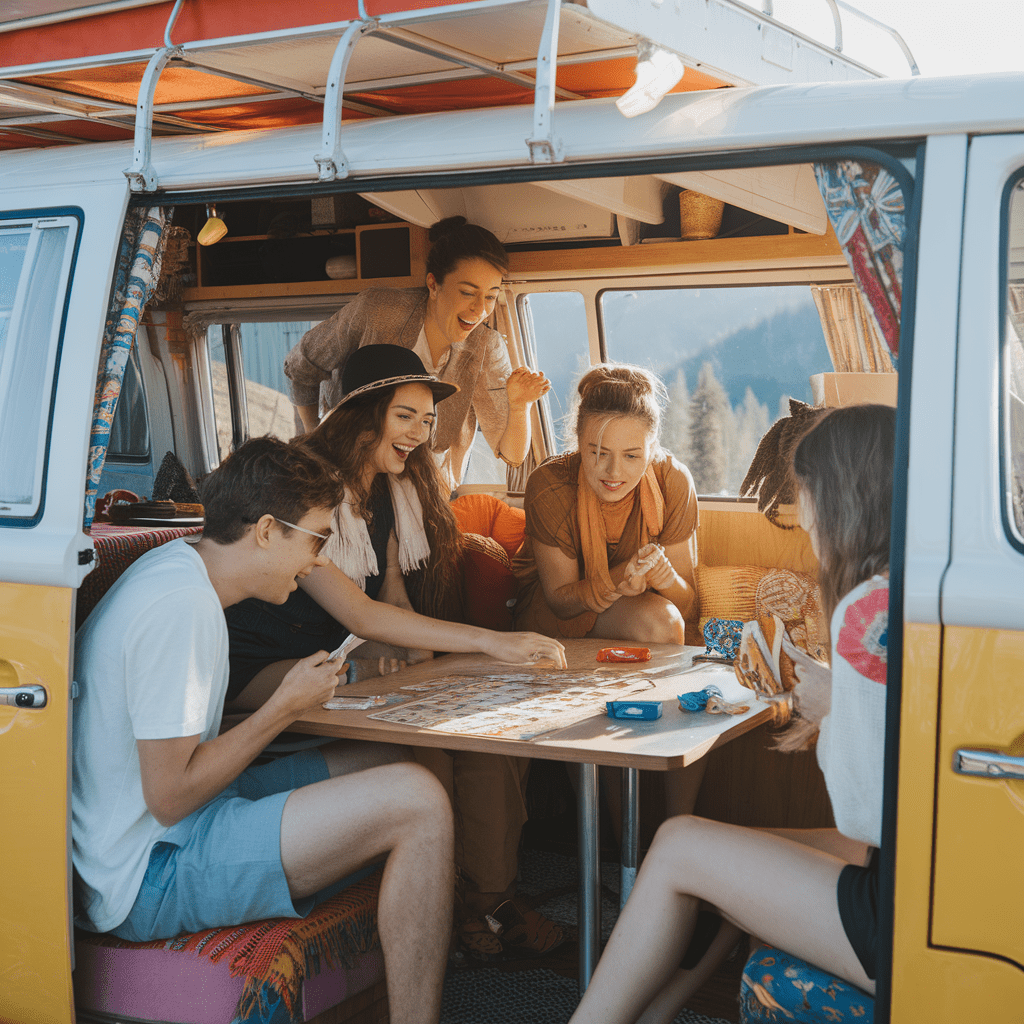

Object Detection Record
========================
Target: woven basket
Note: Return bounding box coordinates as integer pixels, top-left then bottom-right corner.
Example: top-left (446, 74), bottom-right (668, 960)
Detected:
top-left (679, 191), bottom-right (725, 240)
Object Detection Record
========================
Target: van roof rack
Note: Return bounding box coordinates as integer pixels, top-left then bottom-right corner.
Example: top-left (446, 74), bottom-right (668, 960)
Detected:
top-left (0, 0), bottom-right (918, 187)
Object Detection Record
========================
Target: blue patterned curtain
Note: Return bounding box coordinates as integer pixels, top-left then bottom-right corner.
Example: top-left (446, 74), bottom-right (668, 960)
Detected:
top-left (84, 206), bottom-right (168, 528)
top-left (813, 161), bottom-right (905, 364)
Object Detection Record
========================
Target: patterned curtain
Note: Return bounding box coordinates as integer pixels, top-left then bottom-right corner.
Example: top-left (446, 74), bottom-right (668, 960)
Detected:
top-left (84, 206), bottom-right (168, 528)
top-left (813, 161), bottom-right (905, 364)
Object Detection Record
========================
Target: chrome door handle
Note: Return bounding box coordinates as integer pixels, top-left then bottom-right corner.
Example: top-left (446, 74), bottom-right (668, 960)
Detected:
top-left (0, 685), bottom-right (47, 708)
top-left (953, 748), bottom-right (1024, 781)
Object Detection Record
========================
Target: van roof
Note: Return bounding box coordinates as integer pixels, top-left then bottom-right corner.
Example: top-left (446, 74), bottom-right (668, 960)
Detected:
top-left (1, 0), bottom-right (909, 154)
top-left (3, 72), bottom-right (1022, 198)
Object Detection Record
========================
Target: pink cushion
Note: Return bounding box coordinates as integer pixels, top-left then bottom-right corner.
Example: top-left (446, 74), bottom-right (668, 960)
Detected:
top-left (74, 940), bottom-right (384, 1024)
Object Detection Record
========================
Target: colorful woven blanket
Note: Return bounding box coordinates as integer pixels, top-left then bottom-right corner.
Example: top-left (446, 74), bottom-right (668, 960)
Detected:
top-left (79, 868), bottom-right (382, 1023)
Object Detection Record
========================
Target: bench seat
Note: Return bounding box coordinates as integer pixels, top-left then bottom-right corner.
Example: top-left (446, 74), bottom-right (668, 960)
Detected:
top-left (74, 870), bottom-right (386, 1024)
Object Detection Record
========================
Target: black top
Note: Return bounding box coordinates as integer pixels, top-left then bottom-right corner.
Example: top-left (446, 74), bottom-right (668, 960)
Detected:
top-left (223, 479), bottom-right (396, 701)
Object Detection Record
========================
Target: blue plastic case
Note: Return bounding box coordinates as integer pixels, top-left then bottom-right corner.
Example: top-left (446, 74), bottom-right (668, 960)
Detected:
top-left (606, 700), bottom-right (663, 720)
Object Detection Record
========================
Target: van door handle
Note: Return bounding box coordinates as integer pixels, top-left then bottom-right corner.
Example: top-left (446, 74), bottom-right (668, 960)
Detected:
top-left (0, 685), bottom-right (47, 708)
top-left (953, 748), bottom-right (1024, 781)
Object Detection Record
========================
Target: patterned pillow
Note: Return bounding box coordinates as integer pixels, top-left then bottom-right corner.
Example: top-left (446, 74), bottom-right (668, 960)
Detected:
top-left (740, 943), bottom-right (874, 1022)
top-left (754, 568), bottom-right (829, 663)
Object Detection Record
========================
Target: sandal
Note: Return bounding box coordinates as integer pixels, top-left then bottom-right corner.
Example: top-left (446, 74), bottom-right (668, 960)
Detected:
top-left (488, 900), bottom-right (569, 958)
top-left (457, 916), bottom-right (504, 962)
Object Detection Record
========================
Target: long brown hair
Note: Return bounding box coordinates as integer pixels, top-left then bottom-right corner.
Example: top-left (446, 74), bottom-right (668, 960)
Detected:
top-left (792, 403), bottom-right (895, 626)
top-left (298, 387), bottom-right (464, 619)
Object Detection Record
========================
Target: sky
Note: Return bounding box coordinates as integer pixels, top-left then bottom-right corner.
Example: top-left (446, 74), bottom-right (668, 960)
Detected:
top-left (772, 0), bottom-right (1024, 78)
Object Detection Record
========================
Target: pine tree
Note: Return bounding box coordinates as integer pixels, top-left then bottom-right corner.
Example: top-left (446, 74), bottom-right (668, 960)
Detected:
top-left (661, 369), bottom-right (691, 465)
top-left (730, 386), bottom-right (771, 491)
top-left (688, 362), bottom-right (731, 494)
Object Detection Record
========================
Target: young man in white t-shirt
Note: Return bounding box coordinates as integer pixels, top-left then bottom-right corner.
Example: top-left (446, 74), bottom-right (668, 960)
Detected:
top-left (73, 437), bottom-right (453, 1024)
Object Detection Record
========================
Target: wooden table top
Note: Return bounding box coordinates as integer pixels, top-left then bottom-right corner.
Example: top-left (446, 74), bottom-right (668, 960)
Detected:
top-left (288, 638), bottom-right (772, 771)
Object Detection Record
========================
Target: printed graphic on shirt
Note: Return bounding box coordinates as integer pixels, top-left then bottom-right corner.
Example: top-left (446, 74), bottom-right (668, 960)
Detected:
top-left (835, 581), bottom-right (888, 684)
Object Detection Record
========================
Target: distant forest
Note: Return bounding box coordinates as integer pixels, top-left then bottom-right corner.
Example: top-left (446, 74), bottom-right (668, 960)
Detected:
top-left (537, 292), bottom-right (832, 494)
top-left (655, 302), bottom-right (830, 493)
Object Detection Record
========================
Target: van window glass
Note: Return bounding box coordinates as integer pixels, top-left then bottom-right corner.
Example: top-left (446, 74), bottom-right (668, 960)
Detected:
top-left (601, 285), bottom-right (831, 496)
top-left (516, 292), bottom-right (590, 453)
top-left (107, 346), bottom-right (150, 460)
top-left (0, 216), bottom-right (77, 518)
top-left (208, 321), bottom-right (312, 459)
top-left (1005, 179), bottom-right (1024, 542)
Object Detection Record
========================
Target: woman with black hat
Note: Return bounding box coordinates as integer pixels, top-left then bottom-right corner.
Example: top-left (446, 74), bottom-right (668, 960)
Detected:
top-left (284, 216), bottom-right (550, 491)
top-left (225, 345), bottom-right (568, 961)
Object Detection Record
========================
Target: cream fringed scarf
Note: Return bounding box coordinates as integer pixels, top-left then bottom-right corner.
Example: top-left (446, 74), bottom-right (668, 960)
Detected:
top-left (575, 462), bottom-right (665, 612)
top-left (323, 475), bottom-right (431, 589)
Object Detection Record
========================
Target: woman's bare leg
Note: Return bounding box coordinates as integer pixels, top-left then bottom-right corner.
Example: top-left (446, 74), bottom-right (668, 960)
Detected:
top-left (593, 591), bottom-right (685, 646)
top-left (634, 920), bottom-right (744, 1024)
top-left (568, 815), bottom-right (873, 1024)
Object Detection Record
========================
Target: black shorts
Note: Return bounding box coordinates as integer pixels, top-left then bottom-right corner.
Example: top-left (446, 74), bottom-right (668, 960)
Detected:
top-left (225, 588), bottom-right (350, 702)
top-left (837, 846), bottom-right (879, 981)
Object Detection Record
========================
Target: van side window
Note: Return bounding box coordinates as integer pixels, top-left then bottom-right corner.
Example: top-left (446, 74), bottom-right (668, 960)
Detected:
top-left (207, 321), bottom-right (312, 459)
top-left (600, 285), bottom-right (830, 496)
top-left (516, 291), bottom-right (590, 453)
top-left (107, 346), bottom-right (150, 460)
top-left (1005, 178), bottom-right (1024, 541)
top-left (0, 214), bottom-right (79, 520)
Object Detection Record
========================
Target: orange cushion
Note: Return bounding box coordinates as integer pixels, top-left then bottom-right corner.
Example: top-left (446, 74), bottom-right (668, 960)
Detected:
top-left (451, 494), bottom-right (526, 558)
top-left (461, 533), bottom-right (516, 632)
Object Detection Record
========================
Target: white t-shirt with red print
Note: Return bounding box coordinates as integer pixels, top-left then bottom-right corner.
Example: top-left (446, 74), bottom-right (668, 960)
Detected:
top-left (816, 575), bottom-right (889, 848)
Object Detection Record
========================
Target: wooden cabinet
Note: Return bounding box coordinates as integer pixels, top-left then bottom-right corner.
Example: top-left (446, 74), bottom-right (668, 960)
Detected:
top-left (183, 221), bottom-right (428, 301)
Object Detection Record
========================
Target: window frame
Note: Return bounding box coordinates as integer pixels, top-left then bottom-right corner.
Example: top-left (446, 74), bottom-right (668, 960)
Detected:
top-left (999, 168), bottom-right (1024, 555)
top-left (0, 208), bottom-right (82, 527)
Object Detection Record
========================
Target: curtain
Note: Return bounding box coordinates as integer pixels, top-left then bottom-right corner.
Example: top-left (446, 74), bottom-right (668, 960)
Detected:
top-left (810, 284), bottom-right (895, 374)
top-left (84, 206), bottom-right (168, 528)
top-left (813, 161), bottom-right (905, 364)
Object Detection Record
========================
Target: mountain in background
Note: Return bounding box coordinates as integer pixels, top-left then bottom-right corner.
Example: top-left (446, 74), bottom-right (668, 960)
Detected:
top-left (660, 301), bottom-right (830, 412)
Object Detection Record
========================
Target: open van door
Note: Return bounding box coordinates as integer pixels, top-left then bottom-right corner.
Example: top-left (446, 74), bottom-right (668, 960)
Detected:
top-left (0, 170), bottom-right (129, 1024)
top-left (923, 134), bottom-right (1024, 1017)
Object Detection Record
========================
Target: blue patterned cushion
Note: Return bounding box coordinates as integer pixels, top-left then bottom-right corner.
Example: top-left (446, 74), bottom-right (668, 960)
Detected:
top-left (740, 944), bottom-right (874, 1022)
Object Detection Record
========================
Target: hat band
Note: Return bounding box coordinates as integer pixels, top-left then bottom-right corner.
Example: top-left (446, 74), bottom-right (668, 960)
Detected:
top-left (341, 373), bottom-right (456, 404)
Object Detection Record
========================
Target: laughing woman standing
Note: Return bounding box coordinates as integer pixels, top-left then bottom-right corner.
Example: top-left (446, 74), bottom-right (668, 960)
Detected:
top-left (285, 216), bottom-right (550, 491)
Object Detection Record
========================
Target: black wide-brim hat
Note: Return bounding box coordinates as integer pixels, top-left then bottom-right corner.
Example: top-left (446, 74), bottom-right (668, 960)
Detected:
top-left (330, 343), bottom-right (459, 412)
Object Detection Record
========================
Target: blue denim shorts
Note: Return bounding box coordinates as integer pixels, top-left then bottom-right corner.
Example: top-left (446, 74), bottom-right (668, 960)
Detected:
top-left (113, 750), bottom-right (376, 942)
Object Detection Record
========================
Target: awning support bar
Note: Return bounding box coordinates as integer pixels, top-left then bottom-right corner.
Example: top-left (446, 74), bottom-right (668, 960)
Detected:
top-left (124, 45), bottom-right (180, 191)
top-left (124, 0), bottom-right (187, 192)
top-left (526, 0), bottom-right (562, 164)
top-left (315, 19), bottom-right (375, 182)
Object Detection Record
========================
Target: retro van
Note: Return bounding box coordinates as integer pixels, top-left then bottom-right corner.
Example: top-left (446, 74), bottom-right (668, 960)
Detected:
top-left (1, 1), bottom-right (1022, 1022)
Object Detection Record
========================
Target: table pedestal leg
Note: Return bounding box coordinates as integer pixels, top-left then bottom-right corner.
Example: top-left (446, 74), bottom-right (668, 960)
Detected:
top-left (578, 762), bottom-right (600, 995)
top-left (620, 766), bottom-right (639, 909)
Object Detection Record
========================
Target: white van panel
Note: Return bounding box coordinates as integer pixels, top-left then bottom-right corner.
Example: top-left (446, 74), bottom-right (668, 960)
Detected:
top-left (903, 134), bottom-right (966, 626)
top-left (0, 180), bottom-right (129, 588)
top-left (944, 135), bottom-right (1024, 631)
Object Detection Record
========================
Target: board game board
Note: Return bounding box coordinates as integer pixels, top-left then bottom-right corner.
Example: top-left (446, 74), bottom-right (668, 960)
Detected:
top-left (366, 669), bottom-right (656, 740)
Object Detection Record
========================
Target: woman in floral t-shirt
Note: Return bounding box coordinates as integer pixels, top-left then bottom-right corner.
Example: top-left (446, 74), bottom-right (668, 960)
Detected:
top-left (569, 404), bottom-right (896, 1024)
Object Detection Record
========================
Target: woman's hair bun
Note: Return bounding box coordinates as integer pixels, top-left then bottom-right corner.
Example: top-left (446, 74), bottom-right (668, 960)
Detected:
top-left (429, 216), bottom-right (469, 243)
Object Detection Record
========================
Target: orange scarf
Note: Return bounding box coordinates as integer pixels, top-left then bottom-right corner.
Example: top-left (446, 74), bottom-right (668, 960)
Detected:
top-left (575, 461), bottom-right (665, 612)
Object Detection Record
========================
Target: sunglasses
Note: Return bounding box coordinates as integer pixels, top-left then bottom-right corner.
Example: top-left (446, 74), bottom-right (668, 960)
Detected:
top-left (272, 516), bottom-right (331, 556)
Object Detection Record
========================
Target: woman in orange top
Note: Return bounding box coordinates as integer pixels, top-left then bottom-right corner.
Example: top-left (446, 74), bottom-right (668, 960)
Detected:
top-left (513, 363), bottom-right (699, 645)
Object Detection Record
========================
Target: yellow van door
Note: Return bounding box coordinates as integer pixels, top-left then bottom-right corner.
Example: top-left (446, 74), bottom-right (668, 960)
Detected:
top-left (928, 133), bottom-right (1024, 1013)
top-left (0, 184), bottom-right (129, 1024)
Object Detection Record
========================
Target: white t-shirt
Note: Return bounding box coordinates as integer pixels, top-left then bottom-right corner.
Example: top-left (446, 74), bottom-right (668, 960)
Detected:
top-left (816, 575), bottom-right (889, 848)
top-left (72, 540), bottom-right (229, 933)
